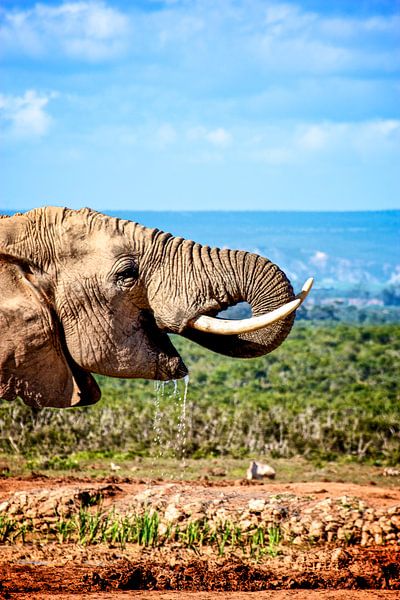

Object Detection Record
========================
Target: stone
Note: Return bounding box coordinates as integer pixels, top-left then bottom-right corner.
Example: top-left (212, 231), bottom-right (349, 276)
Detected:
top-left (370, 524), bottom-right (383, 536)
top-left (354, 519), bottom-right (364, 529)
top-left (181, 501), bottom-right (205, 516)
top-left (361, 531), bottom-right (371, 546)
top-left (246, 461), bottom-right (276, 480)
top-left (383, 467), bottom-right (400, 477)
top-left (292, 536), bottom-right (303, 545)
top-left (239, 519), bottom-right (253, 530)
top-left (390, 515), bottom-right (400, 528)
top-left (380, 520), bottom-right (393, 533)
top-left (164, 503), bottom-right (182, 522)
top-left (248, 498), bottom-right (266, 513)
top-left (309, 520), bottom-right (324, 538)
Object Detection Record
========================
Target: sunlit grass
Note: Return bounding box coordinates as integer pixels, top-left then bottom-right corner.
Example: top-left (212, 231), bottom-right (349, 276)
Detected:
top-left (1, 454), bottom-right (399, 490)
top-left (0, 509), bottom-right (283, 557)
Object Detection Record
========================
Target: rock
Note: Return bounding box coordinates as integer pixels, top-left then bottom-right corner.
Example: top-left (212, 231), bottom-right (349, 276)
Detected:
top-left (158, 522), bottom-right (169, 536)
top-left (246, 460), bottom-right (276, 480)
top-left (292, 536), bottom-right (303, 545)
top-left (248, 498), bottom-right (266, 513)
top-left (331, 548), bottom-right (350, 567)
top-left (164, 503), bottom-right (182, 522)
top-left (383, 467), bottom-right (400, 477)
top-left (354, 519), bottom-right (364, 529)
top-left (181, 501), bottom-right (205, 516)
top-left (327, 531), bottom-right (335, 542)
top-left (370, 523), bottom-right (383, 536)
top-left (364, 509), bottom-right (376, 521)
top-left (390, 515), bottom-right (400, 528)
top-left (309, 520), bottom-right (324, 539)
top-left (239, 518), bottom-right (254, 530)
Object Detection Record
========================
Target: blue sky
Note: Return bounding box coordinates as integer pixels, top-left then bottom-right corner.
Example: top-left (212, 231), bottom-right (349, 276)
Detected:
top-left (1, 0), bottom-right (399, 211)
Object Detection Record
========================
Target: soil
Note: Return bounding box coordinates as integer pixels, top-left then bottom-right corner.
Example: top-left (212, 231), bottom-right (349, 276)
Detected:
top-left (1, 476), bottom-right (400, 599)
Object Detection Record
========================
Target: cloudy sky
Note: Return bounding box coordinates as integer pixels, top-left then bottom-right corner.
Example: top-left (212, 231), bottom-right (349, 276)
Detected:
top-left (1, 0), bottom-right (399, 211)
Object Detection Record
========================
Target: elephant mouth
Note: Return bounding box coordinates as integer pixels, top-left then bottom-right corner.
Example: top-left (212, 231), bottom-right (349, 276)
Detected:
top-left (142, 311), bottom-right (188, 381)
top-left (62, 340), bottom-right (101, 407)
top-left (59, 310), bottom-right (187, 396)
top-left (155, 353), bottom-right (188, 381)
top-left (53, 313), bottom-right (101, 407)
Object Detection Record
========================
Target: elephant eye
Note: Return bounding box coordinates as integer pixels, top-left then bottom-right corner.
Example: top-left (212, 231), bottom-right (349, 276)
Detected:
top-left (115, 261), bottom-right (138, 286)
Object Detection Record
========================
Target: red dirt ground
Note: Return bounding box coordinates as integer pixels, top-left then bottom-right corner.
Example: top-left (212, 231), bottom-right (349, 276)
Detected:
top-left (1, 476), bottom-right (399, 599)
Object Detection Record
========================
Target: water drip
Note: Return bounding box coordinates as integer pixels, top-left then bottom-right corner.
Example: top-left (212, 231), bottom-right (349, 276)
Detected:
top-left (151, 376), bottom-right (190, 480)
top-left (152, 381), bottom-right (166, 475)
top-left (177, 374), bottom-right (190, 474)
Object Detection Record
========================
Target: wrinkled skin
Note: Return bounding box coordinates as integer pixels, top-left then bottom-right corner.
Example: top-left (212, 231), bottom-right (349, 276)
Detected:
top-left (0, 207), bottom-right (295, 408)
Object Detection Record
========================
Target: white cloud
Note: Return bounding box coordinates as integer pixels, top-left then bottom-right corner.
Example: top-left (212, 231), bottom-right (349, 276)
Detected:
top-left (251, 2), bottom-right (399, 74)
top-left (298, 125), bottom-right (328, 151)
top-left (255, 119), bottom-right (400, 165)
top-left (206, 127), bottom-right (233, 147)
top-left (256, 146), bottom-right (292, 165)
top-left (188, 126), bottom-right (233, 147)
top-left (0, 90), bottom-right (55, 138)
top-left (0, 2), bottom-right (130, 61)
top-left (388, 266), bottom-right (400, 285)
top-left (310, 251), bottom-right (329, 269)
top-left (155, 123), bottom-right (177, 148)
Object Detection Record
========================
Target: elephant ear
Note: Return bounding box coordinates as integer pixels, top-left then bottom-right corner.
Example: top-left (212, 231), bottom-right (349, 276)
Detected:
top-left (0, 258), bottom-right (99, 408)
top-left (0, 212), bottom-right (100, 408)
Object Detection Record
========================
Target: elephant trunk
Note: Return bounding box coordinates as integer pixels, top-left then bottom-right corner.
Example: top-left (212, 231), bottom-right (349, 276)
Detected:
top-left (145, 235), bottom-right (308, 359)
top-left (183, 247), bottom-right (297, 358)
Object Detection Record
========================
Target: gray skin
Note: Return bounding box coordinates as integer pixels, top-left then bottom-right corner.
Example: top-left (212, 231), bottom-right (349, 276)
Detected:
top-left (0, 207), bottom-right (295, 409)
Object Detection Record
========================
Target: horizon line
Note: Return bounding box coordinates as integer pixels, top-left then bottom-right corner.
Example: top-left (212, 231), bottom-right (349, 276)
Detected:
top-left (1, 207), bottom-right (399, 215)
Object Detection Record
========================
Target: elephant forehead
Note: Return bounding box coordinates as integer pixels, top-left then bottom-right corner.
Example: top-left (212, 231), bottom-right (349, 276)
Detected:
top-left (59, 228), bottom-right (134, 265)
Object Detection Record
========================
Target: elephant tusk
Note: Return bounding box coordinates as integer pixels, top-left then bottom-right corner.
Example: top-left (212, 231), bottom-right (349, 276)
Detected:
top-left (188, 277), bottom-right (314, 336)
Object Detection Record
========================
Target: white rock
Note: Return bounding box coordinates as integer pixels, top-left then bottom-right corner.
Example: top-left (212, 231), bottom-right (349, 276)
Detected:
top-left (383, 467), bottom-right (400, 477)
top-left (248, 498), bottom-right (266, 512)
top-left (164, 503), bottom-right (182, 522)
top-left (246, 460), bottom-right (276, 480)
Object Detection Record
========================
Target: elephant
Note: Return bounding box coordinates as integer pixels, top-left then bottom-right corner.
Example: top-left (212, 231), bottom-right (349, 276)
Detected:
top-left (0, 207), bottom-right (312, 409)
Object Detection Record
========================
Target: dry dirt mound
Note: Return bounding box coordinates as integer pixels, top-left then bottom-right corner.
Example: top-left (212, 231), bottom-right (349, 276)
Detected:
top-left (0, 546), bottom-right (399, 594)
top-left (1, 477), bottom-right (400, 595)
top-left (1, 478), bottom-right (399, 547)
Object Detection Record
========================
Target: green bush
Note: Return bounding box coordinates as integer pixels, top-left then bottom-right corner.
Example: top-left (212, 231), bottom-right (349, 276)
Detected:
top-left (0, 323), bottom-right (399, 464)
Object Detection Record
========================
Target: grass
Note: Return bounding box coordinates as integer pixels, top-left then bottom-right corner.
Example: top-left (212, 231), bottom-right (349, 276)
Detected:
top-left (0, 509), bottom-right (283, 557)
top-left (1, 454), bottom-right (399, 489)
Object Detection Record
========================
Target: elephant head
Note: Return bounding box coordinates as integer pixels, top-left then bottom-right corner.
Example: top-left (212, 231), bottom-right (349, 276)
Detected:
top-left (0, 207), bottom-right (312, 409)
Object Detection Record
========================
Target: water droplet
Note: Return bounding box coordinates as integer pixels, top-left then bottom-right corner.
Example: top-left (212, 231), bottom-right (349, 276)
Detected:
top-left (152, 376), bottom-right (190, 480)
top-left (152, 380), bottom-right (165, 476)
top-left (176, 375), bottom-right (190, 476)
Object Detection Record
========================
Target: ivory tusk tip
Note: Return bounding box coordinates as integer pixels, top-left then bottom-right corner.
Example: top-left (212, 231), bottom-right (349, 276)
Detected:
top-left (296, 277), bottom-right (314, 302)
top-left (188, 276), bottom-right (314, 336)
top-left (303, 277), bottom-right (314, 293)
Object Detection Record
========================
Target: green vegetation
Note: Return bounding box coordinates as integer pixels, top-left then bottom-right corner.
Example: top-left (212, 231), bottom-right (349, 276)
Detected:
top-left (0, 322), bottom-right (399, 465)
top-left (0, 509), bottom-right (280, 557)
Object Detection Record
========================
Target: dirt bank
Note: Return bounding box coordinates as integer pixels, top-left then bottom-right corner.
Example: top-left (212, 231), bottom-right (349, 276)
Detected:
top-left (0, 476), bottom-right (399, 597)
